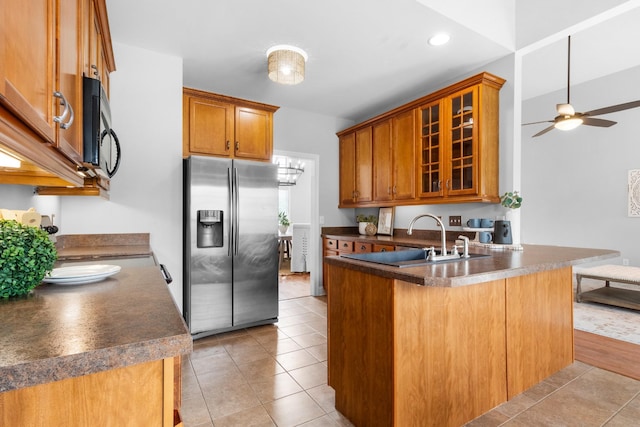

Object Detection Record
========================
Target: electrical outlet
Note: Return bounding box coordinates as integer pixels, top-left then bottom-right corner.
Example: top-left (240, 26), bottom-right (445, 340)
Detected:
top-left (623, 258), bottom-right (630, 266)
top-left (449, 215), bottom-right (462, 227)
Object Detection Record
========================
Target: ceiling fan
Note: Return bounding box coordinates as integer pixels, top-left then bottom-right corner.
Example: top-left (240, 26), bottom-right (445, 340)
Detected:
top-left (523, 35), bottom-right (640, 138)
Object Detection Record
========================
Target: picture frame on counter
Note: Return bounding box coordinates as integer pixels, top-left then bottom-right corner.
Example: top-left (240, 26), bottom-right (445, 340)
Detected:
top-left (377, 207), bottom-right (394, 235)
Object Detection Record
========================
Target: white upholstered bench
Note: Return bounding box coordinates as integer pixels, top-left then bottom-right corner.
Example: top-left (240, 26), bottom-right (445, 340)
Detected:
top-left (575, 264), bottom-right (640, 310)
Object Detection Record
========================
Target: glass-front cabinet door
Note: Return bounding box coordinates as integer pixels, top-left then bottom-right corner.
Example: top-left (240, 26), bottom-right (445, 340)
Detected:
top-left (448, 87), bottom-right (478, 196)
top-left (418, 86), bottom-right (479, 200)
top-left (417, 100), bottom-right (443, 198)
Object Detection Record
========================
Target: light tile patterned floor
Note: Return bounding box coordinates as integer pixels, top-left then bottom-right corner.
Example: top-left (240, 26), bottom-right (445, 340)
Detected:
top-left (180, 276), bottom-right (640, 426)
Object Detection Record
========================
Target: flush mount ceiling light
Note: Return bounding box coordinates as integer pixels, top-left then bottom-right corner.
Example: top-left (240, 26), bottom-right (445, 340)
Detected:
top-left (266, 45), bottom-right (308, 85)
top-left (428, 33), bottom-right (450, 46)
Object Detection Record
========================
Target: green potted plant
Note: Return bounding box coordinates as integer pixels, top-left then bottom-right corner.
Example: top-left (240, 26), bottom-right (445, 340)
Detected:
top-left (0, 219), bottom-right (57, 298)
top-left (278, 211), bottom-right (290, 234)
top-left (500, 191), bottom-right (523, 209)
top-left (356, 214), bottom-right (378, 235)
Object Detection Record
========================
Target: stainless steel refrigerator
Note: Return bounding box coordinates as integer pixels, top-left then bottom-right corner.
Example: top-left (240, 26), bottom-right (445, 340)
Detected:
top-left (183, 155), bottom-right (279, 339)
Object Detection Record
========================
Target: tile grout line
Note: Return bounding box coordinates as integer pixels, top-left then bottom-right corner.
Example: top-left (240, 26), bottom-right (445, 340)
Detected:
top-left (599, 388), bottom-right (640, 426)
top-left (496, 364), bottom-right (596, 425)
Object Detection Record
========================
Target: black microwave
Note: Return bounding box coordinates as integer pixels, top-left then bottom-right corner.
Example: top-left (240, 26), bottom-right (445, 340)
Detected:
top-left (83, 76), bottom-right (121, 178)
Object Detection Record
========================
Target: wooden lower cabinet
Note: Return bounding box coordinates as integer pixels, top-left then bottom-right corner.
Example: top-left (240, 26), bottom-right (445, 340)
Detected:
top-left (505, 267), bottom-right (574, 397)
top-left (0, 357), bottom-right (182, 427)
top-left (327, 265), bottom-right (574, 427)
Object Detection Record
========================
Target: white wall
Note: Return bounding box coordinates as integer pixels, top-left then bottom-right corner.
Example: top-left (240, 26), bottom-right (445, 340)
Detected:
top-left (273, 107), bottom-right (354, 226)
top-left (59, 43), bottom-right (185, 307)
top-left (521, 65), bottom-right (640, 265)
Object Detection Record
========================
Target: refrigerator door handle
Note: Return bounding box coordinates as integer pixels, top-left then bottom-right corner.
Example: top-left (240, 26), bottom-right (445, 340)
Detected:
top-left (234, 167), bottom-right (240, 256)
top-left (228, 167), bottom-right (233, 256)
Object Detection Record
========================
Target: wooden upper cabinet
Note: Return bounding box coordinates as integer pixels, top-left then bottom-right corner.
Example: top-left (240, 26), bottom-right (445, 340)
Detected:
top-left (1, 0), bottom-right (86, 163)
top-left (339, 128), bottom-right (373, 207)
top-left (355, 127), bottom-right (373, 203)
top-left (234, 106), bottom-right (272, 160)
top-left (185, 96), bottom-right (234, 157)
top-left (339, 133), bottom-right (356, 205)
top-left (0, 0), bottom-right (57, 144)
top-left (392, 109), bottom-right (416, 201)
top-left (56, 0), bottom-right (84, 163)
top-left (417, 76), bottom-right (502, 203)
top-left (0, 0), bottom-right (116, 191)
top-left (337, 72), bottom-right (504, 207)
top-left (183, 87), bottom-right (279, 161)
top-left (372, 112), bottom-right (416, 204)
top-left (373, 119), bottom-right (393, 202)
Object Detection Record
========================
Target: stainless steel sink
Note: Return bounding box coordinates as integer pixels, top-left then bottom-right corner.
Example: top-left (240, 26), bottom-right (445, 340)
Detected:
top-left (340, 249), bottom-right (489, 268)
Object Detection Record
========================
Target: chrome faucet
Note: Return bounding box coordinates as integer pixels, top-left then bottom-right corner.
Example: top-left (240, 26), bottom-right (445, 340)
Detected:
top-left (457, 235), bottom-right (470, 258)
top-left (407, 213), bottom-right (460, 261)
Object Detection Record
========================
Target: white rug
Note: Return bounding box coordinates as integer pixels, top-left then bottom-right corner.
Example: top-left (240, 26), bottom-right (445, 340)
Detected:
top-left (573, 301), bottom-right (640, 345)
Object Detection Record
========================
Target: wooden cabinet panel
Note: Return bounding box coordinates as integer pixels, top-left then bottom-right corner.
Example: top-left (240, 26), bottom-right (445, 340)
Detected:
top-left (338, 128), bottom-right (372, 206)
top-left (373, 119), bottom-right (393, 201)
top-left (56, 0), bottom-right (84, 162)
top-left (354, 242), bottom-right (372, 253)
top-left (324, 238), bottom-right (338, 251)
top-left (393, 278), bottom-right (507, 427)
top-left (354, 127), bottom-right (373, 203)
top-left (337, 240), bottom-right (354, 253)
top-left (183, 88), bottom-right (278, 161)
top-left (0, 358), bottom-right (178, 426)
top-left (328, 266), bottom-right (394, 427)
top-left (505, 267), bottom-right (574, 398)
top-left (339, 133), bottom-right (356, 205)
top-left (186, 96), bottom-right (233, 157)
top-left (234, 106), bottom-right (272, 160)
top-left (391, 109), bottom-right (416, 201)
top-left (0, 0), bottom-right (56, 143)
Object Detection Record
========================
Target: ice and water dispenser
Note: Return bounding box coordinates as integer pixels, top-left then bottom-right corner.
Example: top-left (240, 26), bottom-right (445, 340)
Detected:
top-left (197, 210), bottom-right (223, 248)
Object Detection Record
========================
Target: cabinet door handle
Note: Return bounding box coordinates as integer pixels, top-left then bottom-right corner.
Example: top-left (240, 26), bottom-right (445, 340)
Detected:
top-left (360, 245), bottom-right (366, 250)
top-left (91, 64), bottom-right (99, 77)
top-left (446, 179), bottom-right (450, 189)
top-left (235, 141), bottom-right (239, 150)
top-left (226, 140), bottom-right (230, 151)
top-left (53, 91), bottom-right (74, 129)
top-left (393, 185), bottom-right (397, 194)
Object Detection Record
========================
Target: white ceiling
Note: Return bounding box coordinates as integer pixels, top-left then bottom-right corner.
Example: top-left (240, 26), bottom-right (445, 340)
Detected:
top-left (105, 0), bottom-right (640, 123)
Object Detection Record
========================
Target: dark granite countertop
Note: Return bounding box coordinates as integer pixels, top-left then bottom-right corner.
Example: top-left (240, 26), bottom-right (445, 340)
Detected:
top-left (324, 240), bottom-right (619, 287)
top-left (0, 235), bottom-right (192, 393)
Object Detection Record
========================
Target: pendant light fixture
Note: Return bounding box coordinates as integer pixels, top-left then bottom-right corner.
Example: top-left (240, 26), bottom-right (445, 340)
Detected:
top-left (266, 45), bottom-right (308, 85)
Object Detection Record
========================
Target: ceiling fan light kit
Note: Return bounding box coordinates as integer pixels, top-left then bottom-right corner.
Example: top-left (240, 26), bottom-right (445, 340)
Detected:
top-left (523, 35), bottom-right (640, 138)
top-left (266, 45), bottom-right (308, 85)
top-left (554, 117), bottom-right (583, 131)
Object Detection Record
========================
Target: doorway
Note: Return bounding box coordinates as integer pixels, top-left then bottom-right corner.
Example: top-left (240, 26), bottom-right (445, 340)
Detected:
top-left (274, 150), bottom-right (320, 299)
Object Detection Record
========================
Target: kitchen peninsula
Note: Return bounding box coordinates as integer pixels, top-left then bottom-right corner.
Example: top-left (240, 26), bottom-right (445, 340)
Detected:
top-left (323, 233), bottom-right (618, 427)
top-left (0, 234), bottom-right (192, 426)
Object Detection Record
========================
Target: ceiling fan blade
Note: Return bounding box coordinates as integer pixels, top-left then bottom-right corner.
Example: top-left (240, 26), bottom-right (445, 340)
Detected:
top-left (522, 120), bottom-right (554, 126)
top-left (532, 124), bottom-right (556, 138)
top-left (583, 100), bottom-right (640, 117)
top-left (581, 117), bottom-right (617, 127)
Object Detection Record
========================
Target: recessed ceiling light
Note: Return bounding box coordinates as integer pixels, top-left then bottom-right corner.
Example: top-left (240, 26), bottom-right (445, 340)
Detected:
top-left (428, 33), bottom-right (450, 46)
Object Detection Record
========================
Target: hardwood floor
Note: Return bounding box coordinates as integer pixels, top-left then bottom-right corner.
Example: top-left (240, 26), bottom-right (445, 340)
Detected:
top-left (575, 329), bottom-right (640, 381)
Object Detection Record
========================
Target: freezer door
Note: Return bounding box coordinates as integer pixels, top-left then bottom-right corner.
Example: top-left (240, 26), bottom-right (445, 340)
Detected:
top-left (232, 160), bottom-right (279, 325)
top-left (184, 156), bottom-right (233, 334)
